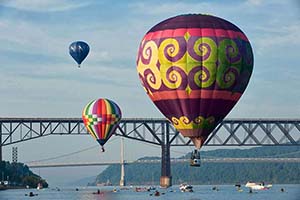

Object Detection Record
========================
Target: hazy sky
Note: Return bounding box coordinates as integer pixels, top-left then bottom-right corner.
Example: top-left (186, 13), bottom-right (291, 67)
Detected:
top-left (0, 0), bottom-right (299, 186)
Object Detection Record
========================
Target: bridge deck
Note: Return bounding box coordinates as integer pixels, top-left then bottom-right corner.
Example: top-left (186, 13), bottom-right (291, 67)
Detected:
top-left (26, 158), bottom-right (300, 168)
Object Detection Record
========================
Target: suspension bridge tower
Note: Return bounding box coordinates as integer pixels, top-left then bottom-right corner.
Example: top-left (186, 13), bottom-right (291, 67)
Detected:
top-left (119, 137), bottom-right (126, 187)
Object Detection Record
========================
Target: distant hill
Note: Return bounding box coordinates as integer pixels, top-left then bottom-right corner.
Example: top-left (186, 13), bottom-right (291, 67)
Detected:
top-left (91, 146), bottom-right (300, 185)
top-left (0, 161), bottom-right (48, 188)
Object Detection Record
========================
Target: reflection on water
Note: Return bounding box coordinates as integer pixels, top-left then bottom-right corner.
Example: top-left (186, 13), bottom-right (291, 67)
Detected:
top-left (0, 185), bottom-right (299, 200)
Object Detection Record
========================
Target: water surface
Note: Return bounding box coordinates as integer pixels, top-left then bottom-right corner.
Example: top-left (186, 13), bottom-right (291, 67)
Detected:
top-left (0, 184), bottom-right (299, 200)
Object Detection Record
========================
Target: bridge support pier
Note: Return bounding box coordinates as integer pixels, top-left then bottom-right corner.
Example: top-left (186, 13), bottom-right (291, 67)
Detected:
top-left (120, 163), bottom-right (125, 187)
top-left (119, 137), bottom-right (126, 187)
top-left (160, 123), bottom-right (172, 188)
top-left (0, 124), bottom-right (2, 162)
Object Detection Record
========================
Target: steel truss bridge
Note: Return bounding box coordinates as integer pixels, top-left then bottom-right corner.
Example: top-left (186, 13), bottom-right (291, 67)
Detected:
top-left (1, 118), bottom-right (300, 187)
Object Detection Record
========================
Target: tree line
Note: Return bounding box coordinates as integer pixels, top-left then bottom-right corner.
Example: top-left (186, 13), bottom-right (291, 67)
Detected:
top-left (93, 146), bottom-right (300, 185)
top-left (0, 161), bottom-right (48, 188)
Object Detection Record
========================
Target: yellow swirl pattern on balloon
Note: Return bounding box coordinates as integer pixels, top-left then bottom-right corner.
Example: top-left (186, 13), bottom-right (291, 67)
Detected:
top-left (192, 37), bottom-right (217, 62)
top-left (166, 68), bottom-right (182, 89)
top-left (172, 115), bottom-right (215, 130)
top-left (188, 37), bottom-right (217, 88)
top-left (194, 116), bottom-right (205, 125)
top-left (160, 62), bottom-right (187, 89)
top-left (158, 38), bottom-right (185, 64)
top-left (137, 35), bottom-right (247, 92)
top-left (137, 40), bottom-right (161, 90)
top-left (158, 38), bottom-right (187, 89)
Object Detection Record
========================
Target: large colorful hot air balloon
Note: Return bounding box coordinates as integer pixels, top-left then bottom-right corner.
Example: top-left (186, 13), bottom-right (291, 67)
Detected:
top-left (69, 41), bottom-right (90, 68)
top-left (82, 98), bottom-right (122, 152)
top-left (136, 14), bottom-right (253, 166)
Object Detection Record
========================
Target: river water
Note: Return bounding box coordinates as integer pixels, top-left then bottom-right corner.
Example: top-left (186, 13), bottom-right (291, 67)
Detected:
top-left (0, 184), bottom-right (299, 200)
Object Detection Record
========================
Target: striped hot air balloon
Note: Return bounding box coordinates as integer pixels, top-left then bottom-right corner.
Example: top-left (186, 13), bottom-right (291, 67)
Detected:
top-left (82, 98), bottom-right (122, 152)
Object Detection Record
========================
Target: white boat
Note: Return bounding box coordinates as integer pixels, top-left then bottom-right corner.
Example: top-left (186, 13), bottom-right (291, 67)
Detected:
top-left (245, 182), bottom-right (272, 190)
top-left (37, 183), bottom-right (43, 190)
top-left (179, 183), bottom-right (193, 192)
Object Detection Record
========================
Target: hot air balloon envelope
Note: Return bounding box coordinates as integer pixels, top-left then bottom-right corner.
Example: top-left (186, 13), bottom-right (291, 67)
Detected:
top-left (69, 41), bottom-right (90, 67)
top-left (82, 98), bottom-right (122, 150)
top-left (136, 14), bottom-right (253, 151)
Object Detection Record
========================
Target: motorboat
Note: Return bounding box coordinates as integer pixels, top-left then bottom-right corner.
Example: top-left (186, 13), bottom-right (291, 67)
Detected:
top-left (179, 183), bottom-right (193, 192)
top-left (245, 181), bottom-right (272, 190)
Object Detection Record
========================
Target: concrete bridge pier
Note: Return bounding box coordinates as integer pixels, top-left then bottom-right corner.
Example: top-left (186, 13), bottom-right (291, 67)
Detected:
top-left (0, 124), bottom-right (2, 162)
top-left (160, 123), bottom-right (172, 188)
top-left (119, 137), bottom-right (126, 187)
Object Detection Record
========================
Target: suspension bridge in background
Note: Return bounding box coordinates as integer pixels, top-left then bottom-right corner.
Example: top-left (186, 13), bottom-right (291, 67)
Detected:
top-left (1, 118), bottom-right (300, 187)
top-left (26, 157), bottom-right (300, 168)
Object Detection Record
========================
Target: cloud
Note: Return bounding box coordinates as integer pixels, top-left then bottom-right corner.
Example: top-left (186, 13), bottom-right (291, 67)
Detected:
top-left (245, 0), bottom-right (288, 7)
top-left (0, 18), bottom-right (68, 57)
top-left (246, 0), bottom-right (263, 6)
top-left (129, 1), bottom-right (221, 16)
top-left (0, 0), bottom-right (91, 12)
top-left (0, 18), bottom-right (121, 66)
top-left (0, 59), bottom-right (147, 118)
top-left (253, 23), bottom-right (300, 55)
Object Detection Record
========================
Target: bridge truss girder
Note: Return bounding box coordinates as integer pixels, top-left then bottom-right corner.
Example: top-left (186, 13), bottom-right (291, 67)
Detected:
top-left (0, 118), bottom-right (299, 147)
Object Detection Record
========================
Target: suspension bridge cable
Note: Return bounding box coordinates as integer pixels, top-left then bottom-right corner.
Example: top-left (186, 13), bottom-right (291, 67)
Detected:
top-left (25, 145), bottom-right (99, 163)
top-left (25, 137), bottom-right (119, 163)
top-left (27, 136), bottom-right (299, 164)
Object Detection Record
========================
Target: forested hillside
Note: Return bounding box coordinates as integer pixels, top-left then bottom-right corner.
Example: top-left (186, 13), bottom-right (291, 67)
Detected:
top-left (92, 146), bottom-right (300, 185)
top-left (0, 161), bottom-right (48, 188)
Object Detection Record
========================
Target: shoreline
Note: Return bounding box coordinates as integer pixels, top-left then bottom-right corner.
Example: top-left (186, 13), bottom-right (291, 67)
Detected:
top-left (0, 185), bottom-right (29, 190)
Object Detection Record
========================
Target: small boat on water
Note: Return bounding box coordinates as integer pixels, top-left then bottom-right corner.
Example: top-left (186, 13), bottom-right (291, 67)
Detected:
top-left (147, 186), bottom-right (156, 191)
top-left (179, 183), bottom-right (193, 192)
top-left (37, 183), bottom-right (43, 190)
top-left (25, 192), bottom-right (38, 197)
top-left (135, 187), bottom-right (150, 192)
top-left (235, 183), bottom-right (243, 192)
top-left (245, 181), bottom-right (272, 190)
